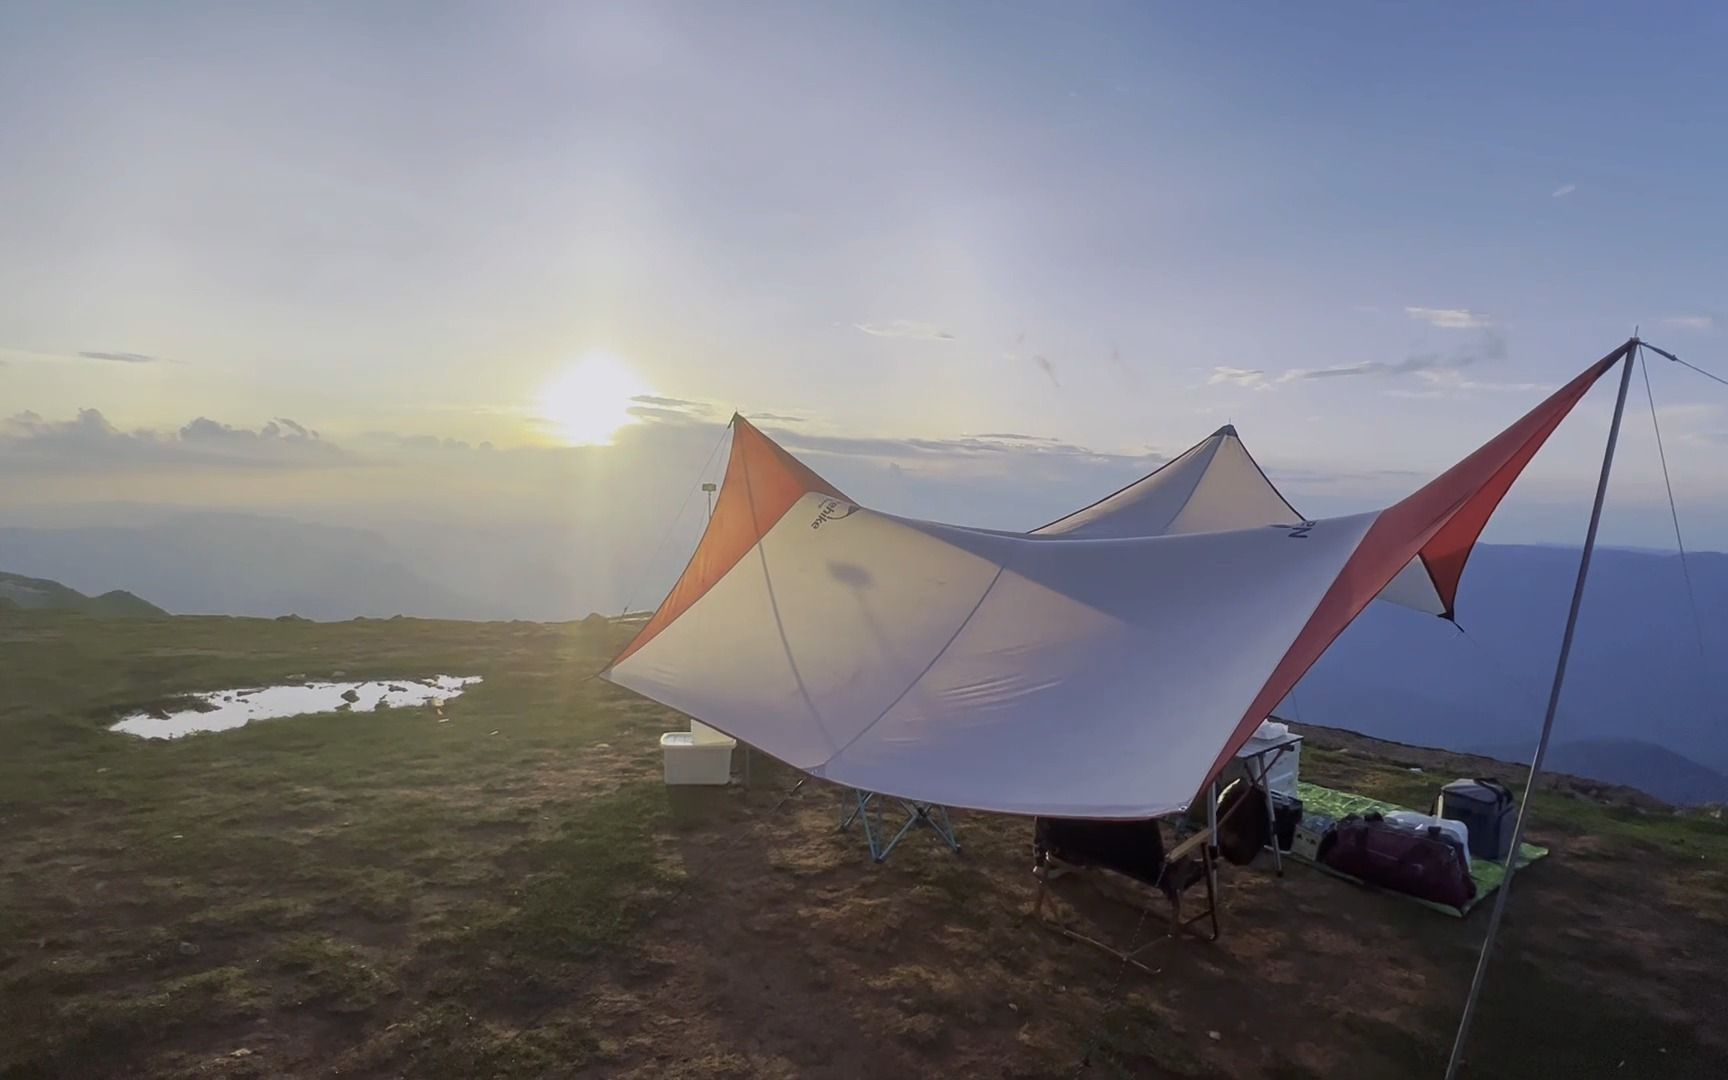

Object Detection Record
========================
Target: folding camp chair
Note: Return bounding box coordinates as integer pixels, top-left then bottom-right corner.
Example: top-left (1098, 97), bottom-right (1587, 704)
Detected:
top-left (1030, 818), bottom-right (1220, 974)
top-left (1028, 775), bottom-right (1277, 972)
top-left (838, 788), bottom-right (961, 862)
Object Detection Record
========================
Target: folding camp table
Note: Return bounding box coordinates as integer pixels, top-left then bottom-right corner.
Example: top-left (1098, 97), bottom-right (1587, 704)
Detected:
top-left (1233, 731), bottom-right (1303, 875)
top-left (838, 788), bottom-right (960, 863)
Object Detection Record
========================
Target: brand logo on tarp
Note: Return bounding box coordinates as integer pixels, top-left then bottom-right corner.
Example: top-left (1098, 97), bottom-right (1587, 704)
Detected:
top-left (810, 499), bottom-right (859, 530)
top-left (1269, 520), bottom-right (1317, 539)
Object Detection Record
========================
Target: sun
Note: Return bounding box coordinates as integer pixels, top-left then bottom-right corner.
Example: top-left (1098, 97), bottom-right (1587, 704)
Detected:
top-left (534, 353), bottom-right (652, 445)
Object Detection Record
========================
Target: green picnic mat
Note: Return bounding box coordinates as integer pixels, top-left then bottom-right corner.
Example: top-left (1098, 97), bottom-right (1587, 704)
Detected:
top-left (1291, 781), bottom-right (1548, 917)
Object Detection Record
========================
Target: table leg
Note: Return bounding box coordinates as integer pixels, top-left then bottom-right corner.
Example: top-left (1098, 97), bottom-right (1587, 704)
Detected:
top-left (1263, 757), bottom-right (1283, 875)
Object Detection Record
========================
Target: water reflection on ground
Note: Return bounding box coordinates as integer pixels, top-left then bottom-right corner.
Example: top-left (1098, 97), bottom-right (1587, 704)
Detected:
top-left (110, 675), bottom-right (482, 739)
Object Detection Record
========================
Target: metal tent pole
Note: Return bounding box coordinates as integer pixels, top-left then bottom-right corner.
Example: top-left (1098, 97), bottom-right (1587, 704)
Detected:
top-left (702, 478), bottom-right (754, 790)
top-left (1443, 340), bottom-right (1637, 1079)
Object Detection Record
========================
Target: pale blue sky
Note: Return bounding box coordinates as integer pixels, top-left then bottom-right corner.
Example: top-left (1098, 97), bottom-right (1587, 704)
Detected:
top-left (2, 1), bottom-right (1724, 573)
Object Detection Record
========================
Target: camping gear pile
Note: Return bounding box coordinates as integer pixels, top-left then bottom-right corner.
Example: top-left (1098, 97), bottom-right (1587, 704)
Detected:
top-left (603, 343), bottom-right (1640, 959)
top-left (1291, 776), bottom-right (1542, 915)
top-left (1317, 809), bottom-right (1477, 909)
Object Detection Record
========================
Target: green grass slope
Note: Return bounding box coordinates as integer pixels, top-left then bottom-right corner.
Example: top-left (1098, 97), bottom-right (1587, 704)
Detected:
top-left (0, 570), bottom-right (167, 617)
top-left (1, 612), bottom-right (1723, 1078)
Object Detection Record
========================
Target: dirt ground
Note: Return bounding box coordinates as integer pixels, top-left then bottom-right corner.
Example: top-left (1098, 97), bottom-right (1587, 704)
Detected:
top-left (554, 749), bottom-right (1728, 1080)
top-left (2, 614), bottom-right (1724, 1078)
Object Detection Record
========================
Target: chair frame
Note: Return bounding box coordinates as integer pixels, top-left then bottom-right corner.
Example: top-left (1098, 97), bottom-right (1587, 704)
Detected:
top-left (838, 788), bottom-right (961, 862)
top-left (1029, 820), bottom-right (1220, 974)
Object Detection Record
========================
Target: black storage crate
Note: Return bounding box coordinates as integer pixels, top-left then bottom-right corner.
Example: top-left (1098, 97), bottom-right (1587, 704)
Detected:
top-left (1270, 792), bottom-right (1304, 852)
top-left (1435, 778), bottom-right (1516, 861)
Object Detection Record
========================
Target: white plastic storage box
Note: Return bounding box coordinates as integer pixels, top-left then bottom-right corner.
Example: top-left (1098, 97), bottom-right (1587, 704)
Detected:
top-left (687, 721), bottom-right (734, 745)
top-left (660, 730), bottom-right (735, 785)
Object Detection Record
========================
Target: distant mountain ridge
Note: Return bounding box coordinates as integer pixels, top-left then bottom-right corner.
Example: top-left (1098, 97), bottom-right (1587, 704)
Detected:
top-left (1471, 738), bottom-right (1728, 807)
top-left (1291, 543), bottom-right (1728, 801)
top-left (0, 514), bottom-right (489, 621)
top-left (3, 506), bottom-right (1724, 802)
top-left (0, 570), bottom-right (166, 617)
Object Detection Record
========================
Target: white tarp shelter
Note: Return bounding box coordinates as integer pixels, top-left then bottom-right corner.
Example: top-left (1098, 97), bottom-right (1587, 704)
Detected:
top-left (1034, 423), bottom-right (1300, 539)
top-left (602, 349), bottom-right (1626, 819)
top-left (1039, 423), bottom-right (1450, 615)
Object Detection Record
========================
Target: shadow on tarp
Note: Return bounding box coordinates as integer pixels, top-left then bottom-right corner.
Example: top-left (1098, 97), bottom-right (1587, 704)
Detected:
top-left (1288, 780), bottom-right (1548, 917)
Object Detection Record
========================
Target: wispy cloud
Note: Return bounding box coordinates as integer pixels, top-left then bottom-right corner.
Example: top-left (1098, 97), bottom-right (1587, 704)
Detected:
top-left (1207, 367), bottom-right (1273, 391)
top-left (973, 432), bottom-right (1059, 443)
top-left (1032, 354), bottom-right (1060, 388)
top-left (1106, 343), bottom-right (1137, 386)
top-left (1551, 183), bottom-right (1577, 199)
top-left (625, 394), bottom-right (715, 424)
top-left (1214, 330), bottom-right (1510, 392)
top-left (773, 427), bottom-right (1164, 471)
top-left (853, 320), bottom-right (956, 341)
top-left (1404, 307), bottom-right (1495, 329)
top-left (1661, 315), bottom-right (1714, 331)
top-left (1282, 342), bottom-right (1498, 382)
top-left (631, 394), bottom-right (710, 412)
top-left (78, 350), bottom-right (162, 364)
top-left (749, 412), bottom-right (807, 423)
top-left (362, 431), bottom-right (492, 453)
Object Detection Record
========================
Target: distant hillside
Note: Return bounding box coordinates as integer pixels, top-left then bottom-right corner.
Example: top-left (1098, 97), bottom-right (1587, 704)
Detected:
top-left (0, 570), bottom-right (166, 618)
top-left (1472, 738), bottom-right (1728, 807)
top-left (1290, 544), bottom-right (1728, 791)
top-left (0, 514), bottom-right (488, 621)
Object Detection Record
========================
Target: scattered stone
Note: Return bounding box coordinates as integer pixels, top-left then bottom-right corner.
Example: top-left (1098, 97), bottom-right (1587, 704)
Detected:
top-left (332, 670), bottom-right (348, 677)
top-left (387, 684), bottom-right (406, 693)
top-left (177, 941), bottom-right (200, 957)
top-left (489, 730), bottom-right (500, 736)
top-left (1207, 1030), bottom-right (1221, 1041)
top-left (340, 689), bottom-right (360, 703)
top-left (285, 673), bottom-right (306, 682)
top-left (336, 703), bottom-right (352, 712)
top-left (228, 1049), bottom-right (253, 1059)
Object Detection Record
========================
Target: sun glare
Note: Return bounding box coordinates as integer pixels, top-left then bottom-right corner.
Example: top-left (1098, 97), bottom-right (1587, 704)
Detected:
top-left (535, 353), bottom-right (652, 446)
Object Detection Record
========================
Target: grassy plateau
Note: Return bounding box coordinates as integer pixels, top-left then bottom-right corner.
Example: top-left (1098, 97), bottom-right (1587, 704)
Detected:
top-left (1, 611), bottom-right (1724, 1077)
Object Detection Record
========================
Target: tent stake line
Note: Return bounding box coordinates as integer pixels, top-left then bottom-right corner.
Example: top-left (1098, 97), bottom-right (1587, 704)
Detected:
top-left (1443, 339), bottom-right (1637, 1079)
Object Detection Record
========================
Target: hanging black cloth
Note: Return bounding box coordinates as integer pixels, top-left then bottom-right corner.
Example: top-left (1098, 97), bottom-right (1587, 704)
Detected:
top-left (1214, 778), bottom-right (1271, 866)
top-left (1033, 816), bottom-right (1168, 888)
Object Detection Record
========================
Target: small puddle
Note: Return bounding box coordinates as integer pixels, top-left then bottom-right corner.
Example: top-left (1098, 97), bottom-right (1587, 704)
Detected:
top-left (110, 676), bottom-right (482, 739)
